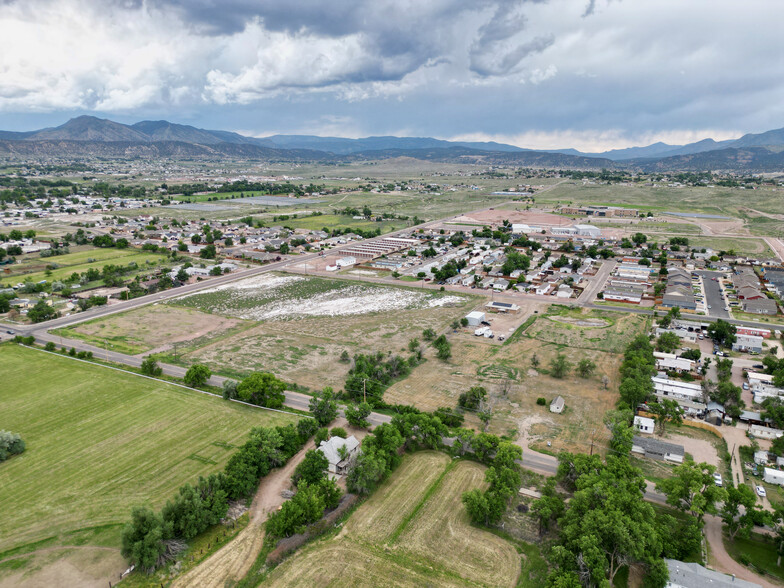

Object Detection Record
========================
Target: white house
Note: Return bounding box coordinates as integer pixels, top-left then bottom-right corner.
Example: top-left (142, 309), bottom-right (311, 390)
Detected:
top-left (764, 467), bottom-right (784, 486)
top-left (665, 559), bottom-right (762, 588)
top-left (336, 256), bottom-right (357, 268)
top-left (550, 396), bottom-right (565, 414)
top-left (318, 436), bottom-right (361, 475)
top-left (754, 450), bottom-right (769, 465)
top-left (750, 424), bottom-right (784, 440)
top-left (634, 416), bottom-right (655, 435)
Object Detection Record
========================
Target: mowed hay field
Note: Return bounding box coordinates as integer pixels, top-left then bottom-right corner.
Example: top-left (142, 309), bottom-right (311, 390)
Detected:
top-left (0, 345), bottom-right (296, 568)
top-left (385, 307), bottom-right (648, 452)
top-left (265, 452), bottom-right (521, 588)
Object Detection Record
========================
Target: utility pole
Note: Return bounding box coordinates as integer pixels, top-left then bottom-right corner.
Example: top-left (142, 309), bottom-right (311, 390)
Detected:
top-left (105, 338), bottom-right (108, 362)
top-left (363, 378), bottom-right (367, 404)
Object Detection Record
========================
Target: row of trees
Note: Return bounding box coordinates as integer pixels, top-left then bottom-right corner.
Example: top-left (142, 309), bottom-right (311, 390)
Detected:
top-left (462, 442), bottom-right (522, 526)
top-left (345, 351), bottom-right (419, 405)
top-left (121, 420), bottom-right (317, 572)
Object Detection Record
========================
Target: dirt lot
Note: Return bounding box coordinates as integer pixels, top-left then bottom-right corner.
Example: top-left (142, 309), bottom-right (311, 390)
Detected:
top-left (56, 305), bottom-right (247, 356)
top-left (264, 453), bottom-right (520, 588)
top-left (386, 307), bottom-right (647, 454)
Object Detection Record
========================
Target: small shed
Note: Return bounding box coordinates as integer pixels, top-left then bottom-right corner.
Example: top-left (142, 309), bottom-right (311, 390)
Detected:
top-left (634, 416), bottom-right (655, 435)
top-left (465, 311), bottom-right (486, 327)
top-left (764, 467), bottom-right (784, 486)
top-left (550, 396), bottom-right (565, 414)
top-left (754, 450), bottom-right (769, 465)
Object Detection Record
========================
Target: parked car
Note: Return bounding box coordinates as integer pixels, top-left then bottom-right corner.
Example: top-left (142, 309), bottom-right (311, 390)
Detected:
top-left (713, 473), bottom-right (723, 487)
top-left (743, 383), bottom-right (749, 390)
top-left (754, 364), bottom-right (764, 369)
top-left (756, 485), bottom-right (767, 498)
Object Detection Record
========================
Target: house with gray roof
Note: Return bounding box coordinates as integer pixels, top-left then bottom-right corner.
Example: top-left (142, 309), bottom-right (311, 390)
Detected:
top-left (631, 436), bottom-right (684, 463)
top-left (318, 435), bottom-right (360, 475)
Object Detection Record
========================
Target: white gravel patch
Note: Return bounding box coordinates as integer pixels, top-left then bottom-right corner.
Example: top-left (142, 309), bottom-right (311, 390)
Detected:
top-left (177, 273), bottom-right (463, 319)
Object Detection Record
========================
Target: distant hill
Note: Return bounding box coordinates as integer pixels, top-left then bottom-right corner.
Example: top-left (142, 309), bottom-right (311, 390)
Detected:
top-left (2, 115), bottom-right (784, 171)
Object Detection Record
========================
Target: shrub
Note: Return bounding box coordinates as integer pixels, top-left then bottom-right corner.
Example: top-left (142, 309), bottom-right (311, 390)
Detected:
top-left (330, 427), bottom-right (348, 439)
top-left (141, 357), bottom-right (163, 377)
top-left (44, 341), bottom-right (56, 351)
top-left (314, 427), bottom-right (329, 446)
top-left (0, 430), bottom-right (26, 462)
top-left (536, 397), bottom-right (547, 406)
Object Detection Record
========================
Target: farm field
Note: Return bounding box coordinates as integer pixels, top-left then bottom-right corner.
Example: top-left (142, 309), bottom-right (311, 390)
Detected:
top-left (385, 307), bottom-right (648, 453)
top-left (0, 344), bottom-right (297, 585)
top-left (264, 452), bottom-right (522, 588)
top-left (1, 249), bottom-right (169, 285)
top-left (53, 304), bottom-right (250, 356)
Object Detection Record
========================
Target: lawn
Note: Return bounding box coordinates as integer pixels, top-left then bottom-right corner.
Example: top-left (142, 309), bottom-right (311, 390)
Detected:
top-left (724, 530), bottom-right (784, 581)
top-left (264, 452), bottom-right (522, 587)
top-left (0, 344), bottom-right (297, 573)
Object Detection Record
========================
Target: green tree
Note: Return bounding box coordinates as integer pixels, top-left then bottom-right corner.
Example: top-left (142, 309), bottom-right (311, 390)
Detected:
top-left (647, 399), bottom-right (682, 436)
top-left (199, 244), bottom-right (217, 259)
top-left (422, 328), bottom-right (436, 341)
top-left (184, 364), bottom-right (211, 388)
top-left (176, 268), bottom-right (188, 282)
top-left (27, 300), bottom-right (58, 323)
top-left (655, 460), bottom-right (726, 523)
top-left (347, 449), bottom-right (386, 494)
top-left (603, 409), bottom-right (635, 455)
top-left (237, 372), bottom-right (285, 408)
top-left (722, 483), bottom-right (764, 540)
top-left (549, 353), bottom-right (571, 379)
top-left (656, 331), bottom-right (680, 353)
top-left (140, 356), bottom-right (163, 377)
top-left (292, 449), bottom-right (329, 486)
top-left (530, 478), bottom-right (565, 535)
top-left (708, 319), bottom-right (737, 347)
top-left (121, 507), bottom-right (166, 573)
top-left (576, 358), bottom-right (596, 378)
top-left (458, 386), bottom-right (487, 410)
top-left (345, 402), bottom-right (372, 428)
top-left (309, 387), bottom-right (338, 426)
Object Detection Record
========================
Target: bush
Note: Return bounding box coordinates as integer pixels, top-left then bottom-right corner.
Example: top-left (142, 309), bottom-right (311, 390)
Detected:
top-left (44, 341), bottom-right (56, 351)
top-left (536, 397), bottom-right (547, 406)
top-left (140, 357), bottom-right (163, 377)
top-left (330, 427), bottom-right (348, 439)
top-left (184, 364), bottom-right (211, 388)
top-left (236, 372), bottom-right (285, 408)
top-left (314, 427), bottom-right (329, 446)
top-left (0, 430), bottom-right (26, 462)
top-left (297, 418), bottom-right (319, 441)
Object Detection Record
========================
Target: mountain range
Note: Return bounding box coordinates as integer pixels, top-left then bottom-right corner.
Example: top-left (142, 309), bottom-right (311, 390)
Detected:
top-left (2, 115), bottom-right (784, 172)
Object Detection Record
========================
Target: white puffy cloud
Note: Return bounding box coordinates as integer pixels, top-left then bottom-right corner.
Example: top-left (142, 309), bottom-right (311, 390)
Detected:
top-left (0, 0), bottom-right (782, 147)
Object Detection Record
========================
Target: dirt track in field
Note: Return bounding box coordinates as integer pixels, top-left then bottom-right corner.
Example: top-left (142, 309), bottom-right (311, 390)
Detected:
top-left (172, 441), bottom-right (314, 588)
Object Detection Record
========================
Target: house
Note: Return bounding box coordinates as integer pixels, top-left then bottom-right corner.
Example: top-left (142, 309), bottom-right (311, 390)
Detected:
top-left (631, 436), bottom-right (684, 463)
top-left (665, 558), bottom-right (761, 588)
top-left (750, 424), bottom-right (784, 440)
top-left (743, 297), bottom-right (778, 315)
top-left (656, 357), bottom-right (695, 373)
top-left (550, 396), bottom-right (565, 414)
top-left (465, 311), bottom-right (486, 326)
top-left (318, 436), bottom-right (361, 475)
top-left (556, 284), bottom-right (575, 299)
top-left (634, 416), bottom-right (655, 434)
top-left (485, 301), bottom-right (520, 313)
top-left (754, 450), bottom-right (769, 465)
top-left (732, 334), bottom-right (764, 353)
top-left (764, 467), bottom-right (784, 486)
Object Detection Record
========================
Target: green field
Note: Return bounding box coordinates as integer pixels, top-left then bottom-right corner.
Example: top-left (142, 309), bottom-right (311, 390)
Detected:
top-left (2, 247), bottom-right (168, 285)
top-left (0, 344), bottom-right (297, 561)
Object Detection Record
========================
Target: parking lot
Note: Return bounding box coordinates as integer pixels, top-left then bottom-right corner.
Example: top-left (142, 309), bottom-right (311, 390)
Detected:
top-left (695, 270), bottom-right (730, 318)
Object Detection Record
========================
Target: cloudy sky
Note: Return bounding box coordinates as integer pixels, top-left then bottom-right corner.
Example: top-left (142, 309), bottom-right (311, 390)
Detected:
top-left (1, 0), bottom-right (782, 151)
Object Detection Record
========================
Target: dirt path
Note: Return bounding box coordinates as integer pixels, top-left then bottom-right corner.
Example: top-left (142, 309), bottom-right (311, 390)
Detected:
top-left (704, 515), bottom-right (781, 588)
top-left (173, 441), bottom-right (315, 588)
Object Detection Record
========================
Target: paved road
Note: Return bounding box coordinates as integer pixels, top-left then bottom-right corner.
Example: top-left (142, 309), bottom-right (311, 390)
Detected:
top-left (696, 270), bottom-right (730, 318)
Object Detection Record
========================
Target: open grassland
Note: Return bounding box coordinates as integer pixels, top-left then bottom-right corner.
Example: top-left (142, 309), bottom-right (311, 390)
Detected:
top-left (535, 181), bottom-right (784, 227)
top-left (53, 304), bottom-right (249, 356)
top-left (386, 307), bottom-right (645, 453)
top-left (3, 250), bottom-right (168, 285)
top-left (2, 247), bottom-right (168, 284)
top-left (0, 345), bottom-right (296, 573)
top-left (264, 453), bottom-right (521, 588)
top-left (268, 212), bottom-right (406, 233)
top-left (686, 236), bottom-right (776, 258)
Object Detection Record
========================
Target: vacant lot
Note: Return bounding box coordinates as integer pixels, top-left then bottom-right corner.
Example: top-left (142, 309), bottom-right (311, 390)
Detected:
top-left (265, 452), bottom-right (520, 587)
top-left (269, 212), bottom-right (406, 233)
top-left (163, 273), bottom-right (473, 386)
top-left (53, 304), bottom-right (249, 356)
top-left (0, 344), bottom-right (296, 583)
top-left (386, 307), bottom-right (647, 453)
